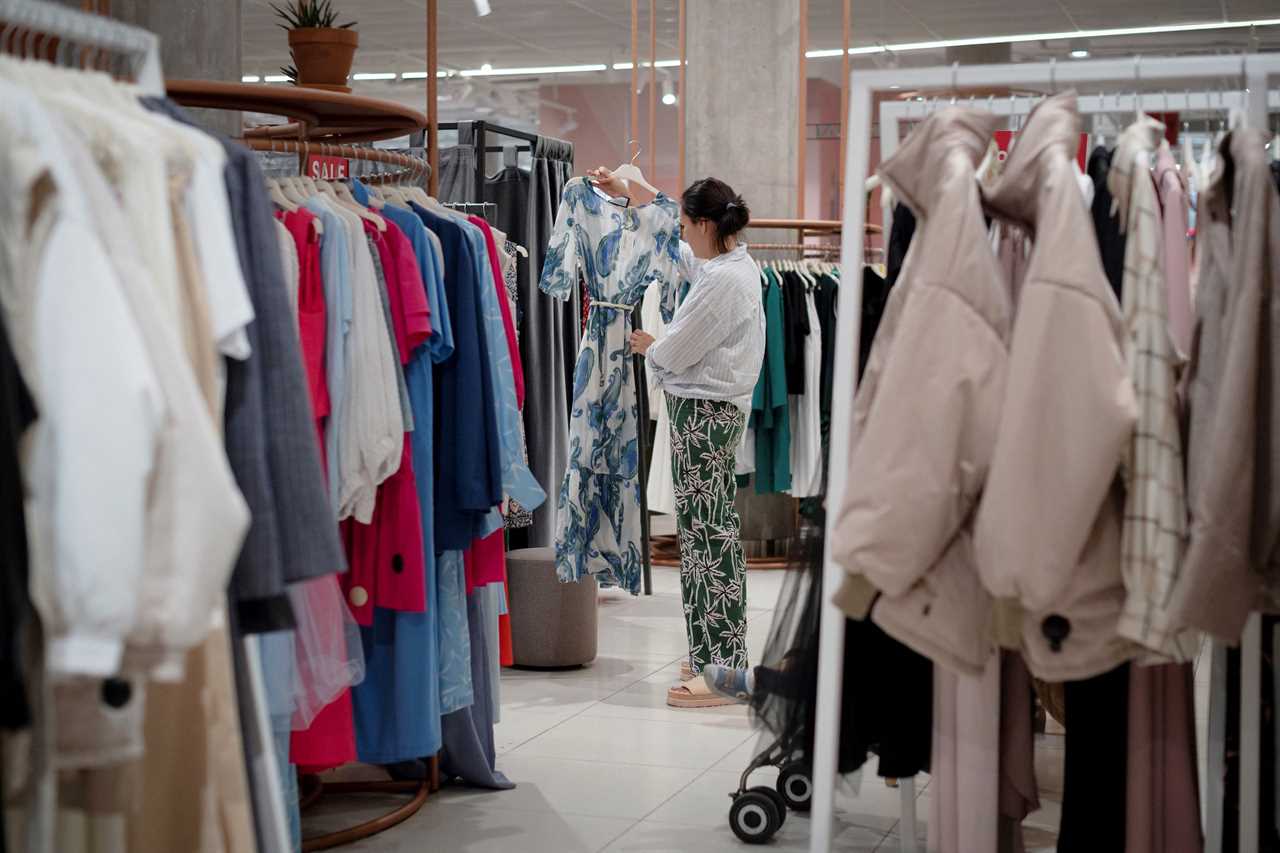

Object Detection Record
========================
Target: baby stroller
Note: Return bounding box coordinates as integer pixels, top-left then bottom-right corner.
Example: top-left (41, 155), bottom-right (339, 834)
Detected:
top-left (725, 528), bottom-right (931, 844)
top-left (727, 726), bottom-right (813, 843)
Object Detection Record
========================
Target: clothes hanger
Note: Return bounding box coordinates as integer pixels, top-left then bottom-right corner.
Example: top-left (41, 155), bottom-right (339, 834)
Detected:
top-left (1132, 56), bottom-right (1143, 123)
top-left (267, 141), bottom-right (299, 212)
top-left (611, 139), bottom-right (660, 196)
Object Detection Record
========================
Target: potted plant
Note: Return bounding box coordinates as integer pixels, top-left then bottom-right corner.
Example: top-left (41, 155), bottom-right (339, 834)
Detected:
top-left (272, 0), bottom-right (358, 92)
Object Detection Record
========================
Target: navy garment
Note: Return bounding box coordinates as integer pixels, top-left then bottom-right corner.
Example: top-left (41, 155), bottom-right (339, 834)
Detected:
top-left (1088, 146), bottom-right (1126, 300)
top-left (439, 591), bottom-right (513, 790)
top-left (0, 317), bottom-right (34, 732)
top-left (413, 204), bottom-right (503, 551)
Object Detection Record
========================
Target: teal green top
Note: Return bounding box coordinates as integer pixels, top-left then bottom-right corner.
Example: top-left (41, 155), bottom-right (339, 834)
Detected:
top-left (752, 268), bottom-right (792, 493)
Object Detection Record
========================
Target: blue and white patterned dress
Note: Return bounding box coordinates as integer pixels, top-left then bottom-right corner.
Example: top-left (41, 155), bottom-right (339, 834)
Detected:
top-left (539, 177), bottom-right (682, 594)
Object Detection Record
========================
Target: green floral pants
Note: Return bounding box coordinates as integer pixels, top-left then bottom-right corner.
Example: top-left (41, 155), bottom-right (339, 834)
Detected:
top-left (668, 395), bottom-right (749, 675)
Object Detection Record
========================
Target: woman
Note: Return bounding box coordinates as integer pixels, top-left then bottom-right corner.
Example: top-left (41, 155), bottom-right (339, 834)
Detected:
top-left (587, 168), bottom-right (765, 708)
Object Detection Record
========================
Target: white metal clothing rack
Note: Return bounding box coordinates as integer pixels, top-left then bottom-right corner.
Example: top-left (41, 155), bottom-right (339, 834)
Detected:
top-left (820, 53), bottom-right (1280, 853)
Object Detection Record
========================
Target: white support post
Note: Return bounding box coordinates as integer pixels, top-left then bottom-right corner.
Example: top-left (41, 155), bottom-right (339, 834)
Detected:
top-left (899, 778), bottom-right (919, 853)
top-left (810, 76), bottom-right (872, 853)
top-left (819, 52), bottom-right (1280, 853)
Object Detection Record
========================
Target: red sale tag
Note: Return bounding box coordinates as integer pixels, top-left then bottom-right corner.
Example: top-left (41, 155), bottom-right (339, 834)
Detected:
top-left (305, 154), bottom-right (350, 181)
top-left (994, 130), bottom-right (1089, 171)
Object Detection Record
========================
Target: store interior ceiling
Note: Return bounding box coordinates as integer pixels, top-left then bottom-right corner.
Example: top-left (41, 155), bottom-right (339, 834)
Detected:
top-left (241, 0), bottom-right (1280, 132)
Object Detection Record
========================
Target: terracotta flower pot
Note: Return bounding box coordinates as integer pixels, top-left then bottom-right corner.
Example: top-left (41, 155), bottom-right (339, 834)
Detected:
top-left (288, 27), bottom-right (358, 91)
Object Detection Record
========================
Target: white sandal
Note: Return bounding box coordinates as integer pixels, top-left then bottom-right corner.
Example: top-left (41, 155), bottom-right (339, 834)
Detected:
top-left (667, 676), bottom-right (735, 708)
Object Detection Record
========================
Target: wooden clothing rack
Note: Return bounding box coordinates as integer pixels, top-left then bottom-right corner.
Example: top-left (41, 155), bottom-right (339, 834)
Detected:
top-left (165, 80), bottom-right (437, 852)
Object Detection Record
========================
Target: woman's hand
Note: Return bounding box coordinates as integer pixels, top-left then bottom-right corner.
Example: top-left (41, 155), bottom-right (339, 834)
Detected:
top-left (587, 166), bottom-right (629, 199)
top-left (629, 330), bottom-right (655, 355)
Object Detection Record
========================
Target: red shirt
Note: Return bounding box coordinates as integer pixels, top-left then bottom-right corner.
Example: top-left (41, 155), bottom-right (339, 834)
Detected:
top-left (341, 220), bottom-right (430, 625)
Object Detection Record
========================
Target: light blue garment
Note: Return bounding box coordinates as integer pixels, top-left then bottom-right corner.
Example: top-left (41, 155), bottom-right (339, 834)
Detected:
top-left (257, 632), bottom-right (300, 851)
top-left (460, 221), bottom-right (547, 520)
top-left (301, 198), bottom-right (353, 512)
top-left (345, 180), bottom-right (453, 763)
top-left (538, 177), bottom-right (683, 594)
top-left (437, 549), bottom-right (474, 713)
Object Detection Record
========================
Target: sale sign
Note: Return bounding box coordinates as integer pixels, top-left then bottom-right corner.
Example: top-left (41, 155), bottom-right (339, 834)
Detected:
top-left (305, 154), bottom-right (350, 181)
top-left (994, 130), bottom-right (1089, 171)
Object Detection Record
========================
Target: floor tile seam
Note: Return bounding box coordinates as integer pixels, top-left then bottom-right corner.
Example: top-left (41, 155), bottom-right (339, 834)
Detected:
top-left (506, 747), bottom-right (736, 772)
top-left (495, 698), bottom-right (605, 755)
top-left (423, 793), bottom-right (654, 824)
top-left (591, 816), bottom-right (644, 852)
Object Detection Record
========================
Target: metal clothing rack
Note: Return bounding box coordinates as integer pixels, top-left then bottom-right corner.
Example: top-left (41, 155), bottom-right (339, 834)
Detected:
top-left (443, 200), bottom-right (498, 223)
top-left (437, 120), bottom-right (543, 201)
top-left (437, 120), bottom-right (657, 596)
top-left (819, 53), bottom-right (1280, 853)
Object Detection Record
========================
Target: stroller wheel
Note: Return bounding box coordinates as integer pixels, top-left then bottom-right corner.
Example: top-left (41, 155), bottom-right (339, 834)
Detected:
top-left (729, 790), bottom-right (783, 844)
top-left (777, 763), bottom-right (813, 812)
top-left (747, 786), bottom-right (788, 827)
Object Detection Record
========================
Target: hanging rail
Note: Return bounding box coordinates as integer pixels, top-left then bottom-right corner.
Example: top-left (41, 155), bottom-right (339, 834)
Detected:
top-left (242, 137), bottom-right (430, 185)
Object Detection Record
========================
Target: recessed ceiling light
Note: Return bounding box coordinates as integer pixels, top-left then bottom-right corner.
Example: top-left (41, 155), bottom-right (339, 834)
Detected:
top-left (1070, 48), bottom-right (1090, 58)
top-left (264, 74), bottom-right (289, 83)
top-left (481, 63), bottom-right (493, 72)
top-left (888, 84), bottom-right (900, 89)
top-left (352, 72), bottom-right (397, 81)
top-left (241, 74), bottom-right (261, 83)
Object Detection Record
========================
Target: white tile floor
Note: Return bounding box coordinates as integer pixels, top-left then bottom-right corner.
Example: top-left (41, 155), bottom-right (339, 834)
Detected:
top-left (302, 563), bottom-right (1067, 852)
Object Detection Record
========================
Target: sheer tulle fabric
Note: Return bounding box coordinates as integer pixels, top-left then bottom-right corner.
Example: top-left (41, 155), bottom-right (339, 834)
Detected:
top-left (288, 574), bottom-right (366, 729)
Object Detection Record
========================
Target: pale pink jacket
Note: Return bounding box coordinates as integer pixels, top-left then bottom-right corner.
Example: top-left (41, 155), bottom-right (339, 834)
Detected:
top-left (973, 92), bottom-right (1141, 682)
top-left (1167, 128), bottom-right (1280, 641)
top-left (830, 108), bottom-right (1008, 677)
top-left (1154, 142), bottom-right (1193, 357)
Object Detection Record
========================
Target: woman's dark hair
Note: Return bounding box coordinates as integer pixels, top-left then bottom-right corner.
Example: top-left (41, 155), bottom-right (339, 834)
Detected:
top-left (682, 177), bottom-right (750, 252)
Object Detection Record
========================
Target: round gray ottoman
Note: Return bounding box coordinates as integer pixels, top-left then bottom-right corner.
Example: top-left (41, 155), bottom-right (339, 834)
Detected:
top-left (506, 547), bottom-right (598, 668)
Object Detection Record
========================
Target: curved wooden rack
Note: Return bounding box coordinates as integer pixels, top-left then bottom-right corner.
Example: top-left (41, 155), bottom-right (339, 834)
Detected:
top-left (162, 79), bottom-right (434, 851)
top-left (166, 79), bottom-right (427, 144)
top-left (300, 778), bottom-right (431, 852)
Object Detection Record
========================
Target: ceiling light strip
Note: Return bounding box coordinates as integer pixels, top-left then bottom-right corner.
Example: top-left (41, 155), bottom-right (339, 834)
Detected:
top-left (805, 17), bottom-right (1280, 58)
top-left (461, 63), bottom-right (609, 77)
top-left (264, 17), bottom-right (1279, 86)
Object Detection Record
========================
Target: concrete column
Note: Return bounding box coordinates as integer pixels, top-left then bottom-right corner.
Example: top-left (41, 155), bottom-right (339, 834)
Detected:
top-left (685, 0), bottom-right (800, 228)
top-left (54, 0), bottom-right (242, 136)
top-left (685, 0), bottom-right (801, 547)
top-left (117, 0), bottom-right (242, 136)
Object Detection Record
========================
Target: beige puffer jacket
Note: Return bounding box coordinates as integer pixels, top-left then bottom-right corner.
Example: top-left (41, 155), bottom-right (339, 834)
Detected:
top-left (974, 92), bottom-right (1141, 682)
top-left (829, 107), bottom-right (1009, 677)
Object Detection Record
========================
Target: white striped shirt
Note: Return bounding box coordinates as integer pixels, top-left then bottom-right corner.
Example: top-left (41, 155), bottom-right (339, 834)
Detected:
top-left (645, 243), bottom-right (766, 414)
